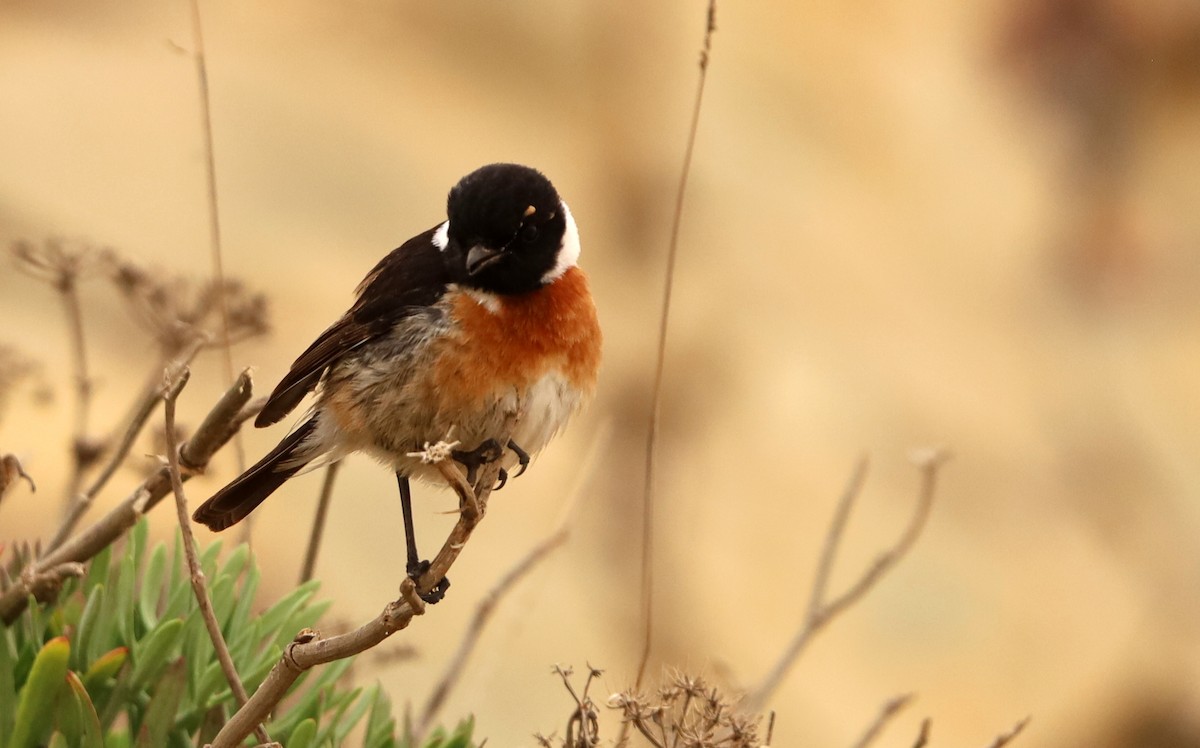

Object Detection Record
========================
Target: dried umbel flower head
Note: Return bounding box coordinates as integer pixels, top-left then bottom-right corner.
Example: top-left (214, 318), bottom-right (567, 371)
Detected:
top-left (107, 254), bottom-right (270, 355)
top-left (608, 671), bottom-right (761, 748)
top-left (12, 237), bottom-right (111, 291)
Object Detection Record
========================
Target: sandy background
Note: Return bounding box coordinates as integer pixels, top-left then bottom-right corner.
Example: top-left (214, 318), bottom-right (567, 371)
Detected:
top-left (3, 0), bottom-right (1200, 745)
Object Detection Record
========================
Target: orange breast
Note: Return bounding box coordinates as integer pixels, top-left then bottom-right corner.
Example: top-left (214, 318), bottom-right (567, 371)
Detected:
top-left (433, 267), bottom-right (601, 408)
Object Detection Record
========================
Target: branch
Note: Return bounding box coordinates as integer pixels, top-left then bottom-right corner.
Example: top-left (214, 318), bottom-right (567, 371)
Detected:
top-left (298, 461), bottom-right (341, 585)
top-left (161, 367), bottom-right (270, 745)
top-left (210, 443), bottom-right (503, 747)
top-left (634, 0), bottom-right (718, 697)
top-left (0, 371), bottom-right (258, 624)
top-left (46, 338), bottom-right (207, 554)
top-left (187, 0), bottom-right (244, 477)
top-left (985, 716), bottom-right (1030, 748)
top-left (850, 693), bottom-right (914, 748)
top-left (412, 424), bottom-right (609, 741)
top-left (0, 454), bottom-right (35, 509)
top-left (743, 449), bottom-right (950, 711)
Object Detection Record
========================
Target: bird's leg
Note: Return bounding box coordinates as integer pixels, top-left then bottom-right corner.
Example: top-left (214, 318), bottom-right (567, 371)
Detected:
top-left (507, 439), bottom-right (531, 477)
top-left (451, 438), bottom-right (506, 491)
top-left (396, 473), bottom-right (449, 604)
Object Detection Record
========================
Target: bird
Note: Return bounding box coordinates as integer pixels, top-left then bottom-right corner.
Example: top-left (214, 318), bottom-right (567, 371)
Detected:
top-left (192, 163), bottom-right (601, 601)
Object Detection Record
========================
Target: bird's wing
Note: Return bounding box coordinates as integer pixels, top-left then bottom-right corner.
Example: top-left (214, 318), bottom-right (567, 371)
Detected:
top-left (254, 226), bottom-right (452, 427)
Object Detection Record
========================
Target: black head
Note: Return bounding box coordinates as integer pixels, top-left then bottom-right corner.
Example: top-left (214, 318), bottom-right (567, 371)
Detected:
top-left (444, 163), bottom-right (579, 296)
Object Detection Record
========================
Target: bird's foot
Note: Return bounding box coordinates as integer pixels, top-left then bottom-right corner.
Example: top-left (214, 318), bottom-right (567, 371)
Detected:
top-left (451, 439), bottom-right (505, 487)
top-left (406, 558), bottom-right (450, 604)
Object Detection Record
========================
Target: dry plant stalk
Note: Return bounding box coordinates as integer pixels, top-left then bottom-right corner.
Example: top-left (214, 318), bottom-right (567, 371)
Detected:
top-left (412, 425), bottom-right (609, 742)
top-left (0, 455), bottom-right (36, 508)
top-left (634, 0), bottom-right (719, 699)
top-left (0, 371), bottom-right (259, 623)
top-left (210, 444), bottom-right (504, 747)
top-left (46, 337), bottom-right (208, 554)
top-left (743, 449), bottom-right (950, 712)
top-left (299, 461), bottom-right (342, 585)
top-left (160, 366), bottom-right (271, 745)
top-left (851, 693), bottom-right (914, 748)
top-left (13, 239), bottom-right (109, 513)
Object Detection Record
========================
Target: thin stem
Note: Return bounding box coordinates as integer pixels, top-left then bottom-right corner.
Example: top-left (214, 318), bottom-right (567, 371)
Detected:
top-left (634, 0), bottom-right (718, 695)
top-left (413, 426), bottom-right (609, 742)
top-left (188, 0), bottom-right (244, 479)
top-left (46, 338), bottom-right (206, 554)
top-left (299, 461), bottom-right (341, 585)
top-left (161, 366), bottom-right (269, 746)
top-left (61, 274), bottom-right (94, 516)
top-left (744, 450), bottom-right (949, 711)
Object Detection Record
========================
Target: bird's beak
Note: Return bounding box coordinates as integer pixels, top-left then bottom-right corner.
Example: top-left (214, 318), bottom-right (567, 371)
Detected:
top-left (466, 245), bottom-right (503, 275)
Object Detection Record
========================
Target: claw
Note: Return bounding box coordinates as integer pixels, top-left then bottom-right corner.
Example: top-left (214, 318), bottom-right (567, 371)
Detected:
top-left (507, 439), bottom-right (530, 478)
top-left (494, 467), bottom-right (509, 491)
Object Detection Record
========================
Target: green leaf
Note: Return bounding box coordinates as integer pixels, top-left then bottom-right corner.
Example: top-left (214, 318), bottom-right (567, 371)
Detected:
top-left (74, 584), bottom-right (104, 670)
top-left (364, 683), bottom-right (396, 748)
top-left (82, 647), bottom-right (128, 692)
top-left (0, 627), bottom-right (18, 747)
top-left (46, 732), bottom-right (69, 748)
top-left (138, 544), bottom-right (167, 631)
top-left (219, 543), bottom-right (250, 587)
top-left (83, 544), bottom-right (111, 595)
top-left (60, 671), bottom-right (103, 748)
top-left (128, 520), bottom-right (148, 579)
top-left (9, 635), bottom-right (70, 748)
top-left (287, 718), bottom-right (318, 748)
top-left (129, 618), bottom-right (183, 691)
top-left (134, 658), bottom-right (186, 748)
top-left (113, 552), bottom-right (137, 645)
top-left (103, 727), bottom-right (131, 748)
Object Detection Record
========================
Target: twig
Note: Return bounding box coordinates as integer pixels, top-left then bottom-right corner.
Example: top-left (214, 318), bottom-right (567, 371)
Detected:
top-left (210, 449), bottom-right (503, 747)
top-left (633, 0), bottom-right (718, 698)
top-left (299, 461), bottom-right (341, 585)
top-left (61, 258), bottom-right (96, 516)
top-left (46, 337), bottom-right (207, 554)
top-left (413, 426), bottom-right (609, 741)
top-left (911, 718), bottom-right (930, 748)
top-left (850, 693), bottom-right (914, 748)
top-left (161, 366), bottom-right (269, 745)
top-left (743, 449), bottom-right (950, 711)
top-left (187, 0), bottom-right (242, 467)
top-left (0, 372), bottom-right (258, 624)
top-left (0, 455), bottom-right (35, 508)
top-left (985, 716), bottom-right (1030, 748)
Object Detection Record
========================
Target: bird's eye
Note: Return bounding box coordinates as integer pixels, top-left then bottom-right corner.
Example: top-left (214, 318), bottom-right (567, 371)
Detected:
top-left (521, 224), bottom-right (539, 243)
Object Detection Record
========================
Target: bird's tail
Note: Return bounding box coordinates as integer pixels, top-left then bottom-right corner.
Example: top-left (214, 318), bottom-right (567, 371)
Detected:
top-left (192, 418), bottom-right (318, 531)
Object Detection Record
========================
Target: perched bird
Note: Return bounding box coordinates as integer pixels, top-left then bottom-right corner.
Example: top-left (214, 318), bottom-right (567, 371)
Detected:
top-left (193, 164), bottom-right (601, 600)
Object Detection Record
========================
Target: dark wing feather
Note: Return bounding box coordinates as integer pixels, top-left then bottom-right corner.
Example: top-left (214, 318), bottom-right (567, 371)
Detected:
top-left (254, 226), bottom-right (453, 427)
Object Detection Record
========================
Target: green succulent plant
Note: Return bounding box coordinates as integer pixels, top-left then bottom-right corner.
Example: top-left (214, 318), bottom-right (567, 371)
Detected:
top-left (0, 520), bottom-right (476, 748)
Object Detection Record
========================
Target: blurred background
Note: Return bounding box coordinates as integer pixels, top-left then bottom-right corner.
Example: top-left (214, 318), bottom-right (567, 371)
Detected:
top-left (3, 0), bottom-right (1200, 745)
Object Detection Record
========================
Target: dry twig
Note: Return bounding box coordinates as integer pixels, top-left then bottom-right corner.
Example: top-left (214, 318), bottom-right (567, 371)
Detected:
top-left (743, 449), bottom-right (950, 711)
top-left (851, 693), bottom-right (914, 748)
top-left (186, 0), bottom-right (244, 477)
top-left (0, 455), bottom-right (35, 508)
top-left (160, 366), bottom-right (269, 744)
top-left (634, 0), bottom-right (719, 700)
top-left (210, 441), bottom-right (504, 747)
top-left (911, 718), bottom-right (930, 748)
top-left (46, 338), bottom-right (208, 554)
top-left (299, 461), bottom-right (341, 585)
top-left (0, 371), bottom-right (258, 624)
top-left (13, 239), bottom-right (108, 514)
top-left (985, 716), bottom-right (1030, 748)
top-left (412, 426), bottom-right (609, 741)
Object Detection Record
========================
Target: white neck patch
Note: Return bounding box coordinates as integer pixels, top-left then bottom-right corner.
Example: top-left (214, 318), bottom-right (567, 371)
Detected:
top-left (432, 221), bottom-right (449, 251)
top-left (541, 200), bottom-right (580, 284)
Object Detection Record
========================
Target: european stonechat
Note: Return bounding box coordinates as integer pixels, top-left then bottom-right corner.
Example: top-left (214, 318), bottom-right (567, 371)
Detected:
top-left (193, 164), bottom-right (601, 600)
